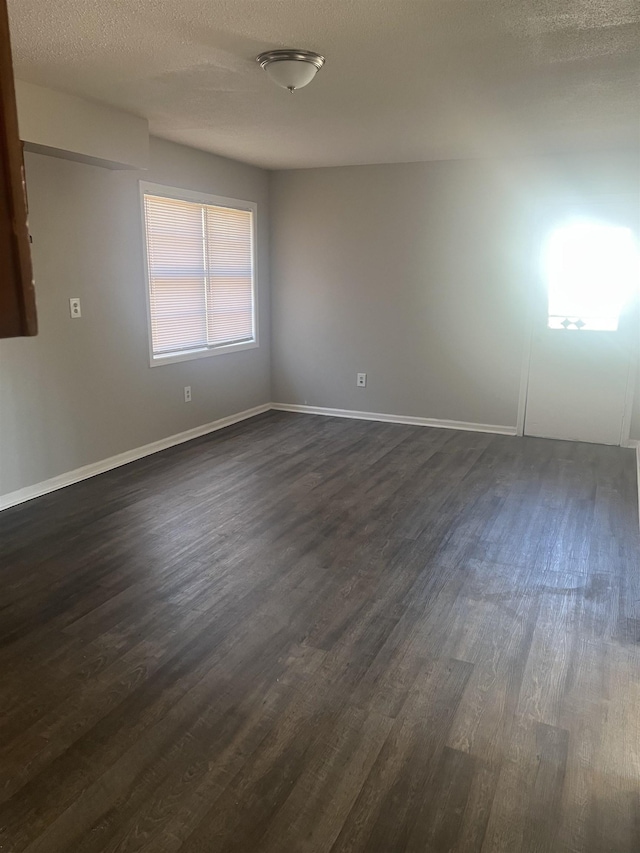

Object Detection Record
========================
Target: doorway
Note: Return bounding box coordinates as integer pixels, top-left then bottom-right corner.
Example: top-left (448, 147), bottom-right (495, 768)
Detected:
top-left (524, 203), bottom-right (638, 445)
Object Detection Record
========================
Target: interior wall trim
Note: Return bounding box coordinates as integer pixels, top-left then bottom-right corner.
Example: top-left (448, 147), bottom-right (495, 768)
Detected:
top-left (271, 402), bottom-right (518, 436)
top-left (637, 444), bottom-right (640, 530)
top-left (0, 403), bottom-right (271, 511)
top-left (626, 439), bottom-right (640, 528)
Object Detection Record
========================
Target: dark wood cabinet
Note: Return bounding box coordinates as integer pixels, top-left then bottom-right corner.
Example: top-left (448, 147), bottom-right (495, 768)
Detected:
top-left (0, 0), bottom-right (36, 337)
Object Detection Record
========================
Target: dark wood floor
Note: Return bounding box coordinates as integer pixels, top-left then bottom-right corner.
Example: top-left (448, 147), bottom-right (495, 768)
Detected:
top-left (1, 412), bottom-right (639, 853)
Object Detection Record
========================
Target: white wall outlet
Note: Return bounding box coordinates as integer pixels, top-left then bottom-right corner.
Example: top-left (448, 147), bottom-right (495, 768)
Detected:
top-left (69, 298), bottom-right (81, 318)
top-left (184, 386), bottom-right (192, 403)
top-left (357, 373), bottom-right (367, 387)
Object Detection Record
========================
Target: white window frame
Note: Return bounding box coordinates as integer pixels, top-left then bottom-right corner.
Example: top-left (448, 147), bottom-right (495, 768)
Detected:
top-left (139, 181), bottom-right (259, 367)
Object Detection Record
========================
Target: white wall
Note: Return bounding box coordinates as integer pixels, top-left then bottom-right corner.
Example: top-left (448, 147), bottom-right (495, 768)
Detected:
top-left (0, 137), bottom-right (270, 497)
top-left (16, 80), bottom-right (149, 170)
top-left (270, 152), bottom-right (639, 431)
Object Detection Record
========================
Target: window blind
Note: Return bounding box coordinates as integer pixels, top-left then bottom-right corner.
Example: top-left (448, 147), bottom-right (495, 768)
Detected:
top-left (143, 192), bottom-right (255, 358)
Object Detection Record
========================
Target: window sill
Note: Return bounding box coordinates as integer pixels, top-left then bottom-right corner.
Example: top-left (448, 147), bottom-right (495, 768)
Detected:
top-left (149, 339), bottom-right (258, 367)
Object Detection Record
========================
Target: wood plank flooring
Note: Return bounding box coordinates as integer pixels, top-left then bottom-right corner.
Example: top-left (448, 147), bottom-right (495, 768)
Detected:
top-left (0, 411), bottom-right (639, 852)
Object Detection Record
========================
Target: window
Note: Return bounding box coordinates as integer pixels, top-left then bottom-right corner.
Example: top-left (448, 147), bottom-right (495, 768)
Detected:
top-left (543, 219), bottom-right (638, 331)
top-left (140, 183), bottom-right (257, 364)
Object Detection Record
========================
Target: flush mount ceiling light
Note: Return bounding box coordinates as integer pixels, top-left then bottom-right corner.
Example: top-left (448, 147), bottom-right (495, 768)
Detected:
top-left (256, 49), bottom-right (325, 93)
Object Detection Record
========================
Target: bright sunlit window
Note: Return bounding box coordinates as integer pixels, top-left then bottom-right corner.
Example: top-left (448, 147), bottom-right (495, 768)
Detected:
top-left (543, 219), bottom-right (638, 331)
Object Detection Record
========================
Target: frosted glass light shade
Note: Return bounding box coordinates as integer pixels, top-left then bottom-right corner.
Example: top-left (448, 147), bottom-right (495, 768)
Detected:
top-left (265, 60), bottom-right (318, 91)
top-left (257, 50), bottom-right (325, 92)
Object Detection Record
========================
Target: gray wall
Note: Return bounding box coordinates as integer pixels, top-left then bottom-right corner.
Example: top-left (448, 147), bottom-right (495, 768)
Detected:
top-left (0, 138), bottom-right (270, 497)
top-left (2, 143), bottom-right (637, 500)
top-left (270, 153), bottom-right (639, 432)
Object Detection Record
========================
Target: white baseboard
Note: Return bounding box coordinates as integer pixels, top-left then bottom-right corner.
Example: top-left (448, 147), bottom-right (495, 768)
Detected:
top-left (0, 403), bottom-right (271, 512)
top-left (271, 402), bottom-right (517, 436)
top-left (4, 401), bottom-right (636, 525)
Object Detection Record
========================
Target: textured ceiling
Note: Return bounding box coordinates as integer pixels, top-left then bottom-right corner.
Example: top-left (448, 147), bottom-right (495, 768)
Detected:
top-left (7, 0), bottom-right (640, 169)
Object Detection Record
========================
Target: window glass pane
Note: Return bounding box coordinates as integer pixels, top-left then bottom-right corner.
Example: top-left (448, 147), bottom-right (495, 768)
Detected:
top-left (544, 220), bottom-right (638, 331)
top-left (204, 205), bottom-right (254, 346)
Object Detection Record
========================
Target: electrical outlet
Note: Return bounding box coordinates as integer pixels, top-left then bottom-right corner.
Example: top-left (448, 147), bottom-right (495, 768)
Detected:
top-left (184, 386), bottom-right (192, 403)
top-left (69, 298), bottom-right (81, 318)
top-left (357, 373), bottom-right (367, 387)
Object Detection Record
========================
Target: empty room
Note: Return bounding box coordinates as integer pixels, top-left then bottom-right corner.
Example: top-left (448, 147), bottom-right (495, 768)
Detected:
top-left (1, 1), bottom-right (639, 851)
